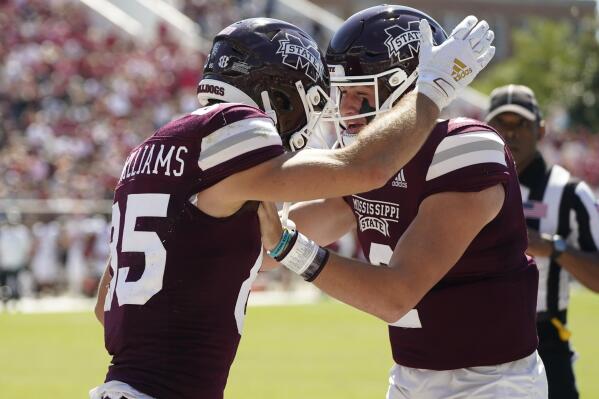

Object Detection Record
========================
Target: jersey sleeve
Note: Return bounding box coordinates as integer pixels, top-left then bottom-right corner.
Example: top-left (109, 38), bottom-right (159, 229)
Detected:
top-left (423, 129), bottom-right (510, 198)
top-left (572, 181), bottom-right (599, 251)
top-left (197, 105), bottom-right (284, 186)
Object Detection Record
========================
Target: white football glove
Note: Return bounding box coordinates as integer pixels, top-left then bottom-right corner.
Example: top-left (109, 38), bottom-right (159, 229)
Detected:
top-left (416, 16), bottom-right (496, 110)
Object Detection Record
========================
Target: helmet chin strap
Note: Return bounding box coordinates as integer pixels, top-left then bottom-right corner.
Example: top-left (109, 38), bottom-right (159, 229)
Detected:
top-left (261, 91), bottom-right (278, 125)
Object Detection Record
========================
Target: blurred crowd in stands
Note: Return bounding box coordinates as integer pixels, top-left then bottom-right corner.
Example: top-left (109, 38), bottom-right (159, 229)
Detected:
top-left (0, 0), bottom-right (597, 303)
top-left (0, 0), bottom-right (203, 201)
top-left (0, 211), bottom-right (109, 303)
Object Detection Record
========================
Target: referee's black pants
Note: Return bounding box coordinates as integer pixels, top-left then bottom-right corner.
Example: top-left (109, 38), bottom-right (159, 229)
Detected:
top-left (537, 320), bottom-right (579, 399)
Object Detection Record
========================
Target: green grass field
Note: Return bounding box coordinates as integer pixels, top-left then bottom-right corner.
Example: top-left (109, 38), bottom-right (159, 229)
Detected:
top-left (0, 289), bottom-right (597, 398)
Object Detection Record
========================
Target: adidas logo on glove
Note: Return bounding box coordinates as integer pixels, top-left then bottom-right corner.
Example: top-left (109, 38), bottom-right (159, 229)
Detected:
top-left (451, 58), bottom-right (472, 82)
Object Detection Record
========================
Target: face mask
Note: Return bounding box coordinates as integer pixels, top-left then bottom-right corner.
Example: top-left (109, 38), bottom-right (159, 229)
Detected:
top-left (321, 65), bottom-right (417, 148)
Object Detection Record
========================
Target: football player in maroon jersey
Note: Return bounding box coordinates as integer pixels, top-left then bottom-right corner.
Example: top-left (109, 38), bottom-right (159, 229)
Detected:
top-left (259, 6), bottom-right (547, 399)
top-left (91, 15), bottom-right (494, 399)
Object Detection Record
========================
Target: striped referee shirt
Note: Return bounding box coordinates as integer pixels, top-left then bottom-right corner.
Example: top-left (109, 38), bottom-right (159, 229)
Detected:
top-left (519, 152), bottom-right (599, 319)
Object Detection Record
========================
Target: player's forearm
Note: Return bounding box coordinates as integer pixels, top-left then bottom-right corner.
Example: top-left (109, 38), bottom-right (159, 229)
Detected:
top-left (227, 94), bottom-right (437, 203)
top-left (338, 92), bottom-right (439, 183)
top-left (245, 151), bottom-right (389, 202)
top-left (268, 93), bottom-right (439, 200)
top-left (273, 187), bottom-right (504, 323)
top-left (312, 254), bottom-right (416, 323)
top-left (557, 249), bottom-right (599, 292)
top-left (258, 202), bottom-right (411, 322)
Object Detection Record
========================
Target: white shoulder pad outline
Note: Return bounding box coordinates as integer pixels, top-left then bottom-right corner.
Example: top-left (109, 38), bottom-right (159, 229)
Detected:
top-left (198, 117), bottom-right (282, 170)
top-left (426, 131), bottom-right (506, 181)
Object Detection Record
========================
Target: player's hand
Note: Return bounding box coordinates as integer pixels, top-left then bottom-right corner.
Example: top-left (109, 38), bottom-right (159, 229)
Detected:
top-left (416, 16), bottom-right (495, 110)
top-left (258, 202), bottom-right (284, 251)
top-left (526, 228), bottom-right (553, 258)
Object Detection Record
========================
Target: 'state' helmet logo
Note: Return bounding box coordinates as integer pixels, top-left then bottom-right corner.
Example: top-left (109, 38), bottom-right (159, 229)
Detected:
top-left (277, 33), bottom-right (325, 83)
top-left (384, 21), bottom-right (421, 64)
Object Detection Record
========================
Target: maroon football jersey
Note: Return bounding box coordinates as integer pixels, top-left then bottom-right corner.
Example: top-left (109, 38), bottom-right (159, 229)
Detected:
top-left (344, 118), bottom-right (538, 370)
top-left (102, 103), bottom-right (284, 398)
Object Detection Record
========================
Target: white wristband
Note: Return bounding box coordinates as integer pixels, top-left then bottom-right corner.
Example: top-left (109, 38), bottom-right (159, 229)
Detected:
top-left (279, 232), bottom-right (320, 275)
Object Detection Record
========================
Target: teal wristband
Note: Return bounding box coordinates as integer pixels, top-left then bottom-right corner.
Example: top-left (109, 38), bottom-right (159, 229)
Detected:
top-left (268, 229), bottom-right (295, 258)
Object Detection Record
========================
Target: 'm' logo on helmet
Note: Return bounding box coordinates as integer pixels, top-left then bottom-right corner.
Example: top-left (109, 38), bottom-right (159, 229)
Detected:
top-left (383, 21), bottom-right (421, 64)
top-left (276, 33), bottom-right (324, 83)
